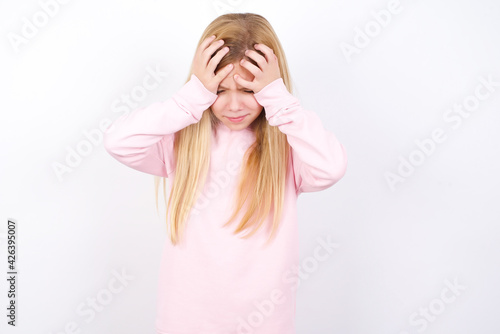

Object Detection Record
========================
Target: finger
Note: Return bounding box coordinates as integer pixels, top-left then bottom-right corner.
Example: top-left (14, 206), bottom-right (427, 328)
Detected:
top-left (254, 43), bottom-right (275, 63)
top-left (244, 49), bottom-right (266, 69)
top-left (233, 74), bottom-right (253, 90)
top-left (208, 46), bottom-right (229, 73)
top-left (202, 39), bottom-right (225, 64)
top-left (197, 35), bottom-right (216, 57)
top-left (214, 63), bottom-right (234, 82)
top-left (203, 35), bottom-right (216, 47)
top-left (239, 58), bottom-right (261, 77)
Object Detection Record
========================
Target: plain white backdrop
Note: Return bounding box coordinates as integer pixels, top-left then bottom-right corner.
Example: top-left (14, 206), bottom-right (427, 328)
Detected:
top-left (1, 0), bottom-right (499, 333)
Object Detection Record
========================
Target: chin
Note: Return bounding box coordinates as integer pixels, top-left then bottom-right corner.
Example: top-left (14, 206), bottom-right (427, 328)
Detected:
top-left (226, 121), bottom-right (247, 127)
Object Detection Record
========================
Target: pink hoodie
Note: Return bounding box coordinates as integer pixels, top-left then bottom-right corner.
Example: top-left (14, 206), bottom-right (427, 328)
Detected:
top-left (103, 73), bottom-right (347, 334)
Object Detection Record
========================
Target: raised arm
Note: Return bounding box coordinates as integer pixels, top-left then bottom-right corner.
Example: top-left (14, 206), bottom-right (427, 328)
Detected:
top-left (104, 35), bottom-right (234, 177)
top-left (103, 74), bottom-right (218, 177)
top-left (253, 77), bottom-right (348, 195)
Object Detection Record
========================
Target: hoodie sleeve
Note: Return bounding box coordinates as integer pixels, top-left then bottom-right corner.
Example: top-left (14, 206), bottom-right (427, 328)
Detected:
top-left (103, 74), bottom-right (218, 177)
top-left (253, 77), bottom-right (347, 195)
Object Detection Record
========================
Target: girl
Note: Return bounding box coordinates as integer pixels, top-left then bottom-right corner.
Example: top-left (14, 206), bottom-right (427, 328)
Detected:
top-left (104, 12), bottom-right (347, 334)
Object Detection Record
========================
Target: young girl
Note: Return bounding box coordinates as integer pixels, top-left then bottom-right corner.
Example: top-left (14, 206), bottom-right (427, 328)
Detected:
top-left (104, 12), bottom-right (347, 334)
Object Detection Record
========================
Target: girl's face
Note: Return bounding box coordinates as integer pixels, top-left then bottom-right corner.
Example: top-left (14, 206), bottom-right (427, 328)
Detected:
top-left (211, 62), bottom-right (264, 131)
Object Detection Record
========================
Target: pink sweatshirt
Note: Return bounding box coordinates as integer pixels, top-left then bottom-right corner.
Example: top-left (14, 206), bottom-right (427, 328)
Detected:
top-left (103, 74), bottom-right (347, 334)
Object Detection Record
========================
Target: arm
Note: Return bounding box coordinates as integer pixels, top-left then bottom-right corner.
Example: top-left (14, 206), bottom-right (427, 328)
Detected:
top-left (253, 78), bottom-right (348, 195)
top-left (103, 74), bottom-right (218, 177)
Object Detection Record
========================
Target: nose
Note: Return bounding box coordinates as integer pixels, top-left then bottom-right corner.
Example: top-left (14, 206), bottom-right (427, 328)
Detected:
top-left (228, 92), bottom-right (244, 112)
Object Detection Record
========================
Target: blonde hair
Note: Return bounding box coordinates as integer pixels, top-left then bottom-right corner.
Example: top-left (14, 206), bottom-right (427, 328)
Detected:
top-left (154, 13), bottom-right (294, 246)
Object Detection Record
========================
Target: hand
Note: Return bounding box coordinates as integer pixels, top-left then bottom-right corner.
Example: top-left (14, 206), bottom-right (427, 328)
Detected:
top-left (234, 43), bottom-right (282, 94)
top-left (191, 35), bottom-right (234, 95)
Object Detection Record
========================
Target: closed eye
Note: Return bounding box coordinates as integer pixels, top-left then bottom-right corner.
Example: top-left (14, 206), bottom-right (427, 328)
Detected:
top-left (216, 90), bottom-right (254, 94)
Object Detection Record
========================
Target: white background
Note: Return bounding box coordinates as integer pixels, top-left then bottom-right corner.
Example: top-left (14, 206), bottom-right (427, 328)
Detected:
top-left (1, 0), bottom-right (499, 333)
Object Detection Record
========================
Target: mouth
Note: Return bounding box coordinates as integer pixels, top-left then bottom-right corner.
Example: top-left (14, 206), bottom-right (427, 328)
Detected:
top-left (226, 114), bottom-right (248, 123)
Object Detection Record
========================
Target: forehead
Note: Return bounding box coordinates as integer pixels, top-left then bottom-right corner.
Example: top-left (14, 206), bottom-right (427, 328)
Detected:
top-left (218, 63), bottom-right (254, 88)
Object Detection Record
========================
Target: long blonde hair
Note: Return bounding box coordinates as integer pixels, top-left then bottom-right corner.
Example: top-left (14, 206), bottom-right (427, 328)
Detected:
top-left (154, 13), bottom-right (294, 246)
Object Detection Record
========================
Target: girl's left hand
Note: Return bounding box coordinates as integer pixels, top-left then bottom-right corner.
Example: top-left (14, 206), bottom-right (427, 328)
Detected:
top-left (234, 43), bottom-right (282, 94)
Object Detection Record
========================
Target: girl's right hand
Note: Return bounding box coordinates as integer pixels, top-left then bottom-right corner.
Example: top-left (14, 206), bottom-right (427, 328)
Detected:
top-left (191, 35), bottom-right (233, 95)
